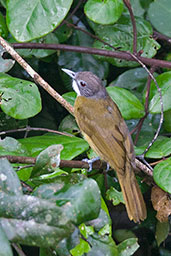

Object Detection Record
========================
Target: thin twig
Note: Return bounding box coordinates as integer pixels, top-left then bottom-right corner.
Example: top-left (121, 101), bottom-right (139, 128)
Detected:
top-left (11, 43), bottom-right (171, 69)
top-left (123, 0), bottom-right (137, 53)
top-left (0, 126), bottom-right (72, 137)
top-left (0, 36), bottom-right (74, 115)
top-left (153, 31), bottom-right (171, 44)
top-left (12, 243), bottom-right (26, 256)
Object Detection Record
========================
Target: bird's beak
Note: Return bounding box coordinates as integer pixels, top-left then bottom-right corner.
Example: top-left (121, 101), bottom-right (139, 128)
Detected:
top-left (62, 68), bottom-right (76, 79)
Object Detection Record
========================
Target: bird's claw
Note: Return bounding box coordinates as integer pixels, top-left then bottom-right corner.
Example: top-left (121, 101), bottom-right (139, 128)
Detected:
top-left (82, 157), bottom-right (100, 172)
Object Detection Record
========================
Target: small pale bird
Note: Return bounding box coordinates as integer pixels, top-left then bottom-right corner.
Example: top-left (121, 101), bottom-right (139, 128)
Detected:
top-left (62, 68), bottom-right (147, 223)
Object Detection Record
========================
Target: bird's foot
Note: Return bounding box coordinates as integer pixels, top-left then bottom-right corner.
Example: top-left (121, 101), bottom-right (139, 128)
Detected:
top-left (82, 157), bottom-right (100, 172)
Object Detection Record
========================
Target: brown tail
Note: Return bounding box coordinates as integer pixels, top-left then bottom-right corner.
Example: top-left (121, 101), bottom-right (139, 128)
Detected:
top-left (117, 162), bottom-right (147, 223)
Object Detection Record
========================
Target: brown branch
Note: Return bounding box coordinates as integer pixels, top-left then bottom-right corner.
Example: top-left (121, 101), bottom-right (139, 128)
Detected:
top-left (0, 155), bottom-right (153, 177)
top-left (0, 36), bottom-right (74, 115)
top-left (11, 43), bottom-right (171, 69)
top-left (123, 0), bottom-right (137, 54)
top-left (153, 31), bottom-right (171, 44)
top-left (0, 126), bottom-right (72, 137)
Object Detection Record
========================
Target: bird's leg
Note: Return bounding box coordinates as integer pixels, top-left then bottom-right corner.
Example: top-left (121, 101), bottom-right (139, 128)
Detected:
top-left (82, 157), bottom-right (100, 172)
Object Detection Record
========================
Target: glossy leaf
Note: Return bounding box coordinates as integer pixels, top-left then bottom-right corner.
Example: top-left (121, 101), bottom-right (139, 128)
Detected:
top-left (117, 238), bottom-right (139, 256)
top-left (0, 73), bottom-right (41, 119)
top-left (62, 92), bottom-right (76, 106)
top-left (0, 226), bottom-right (13, 256)
top-left (149, 71), bottom-right (171, 114)
top-left (0, 158), bottom-right (23, 196)
top-left (84, 0), bottom-right (123, 25)
top-left (107, 87), bottom-right (145, 119)
top-left (110, 68), bottom-right (148, 89)
top-left (31, 144), bottom-right (64, 178)
top-left (19, 134), bottom-right (89, 158)
top-left (153, 158), bottom-right (171, 193)
top-left (92, 14), bottom-right (160, 67)
top-left (0, 137), bottom-right (28, 156)
top-left (148, 0), bottom-right (171, 37)
top-left (7, 0), bottom-right (73, 42)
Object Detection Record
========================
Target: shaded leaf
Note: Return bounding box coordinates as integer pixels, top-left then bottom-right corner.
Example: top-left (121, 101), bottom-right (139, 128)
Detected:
top-left (148, 0), bottom-right (171, 37)
top-left (113, 229), bottom-right (136, 243)
top-left (0, 46), bottom-right (15, 73)
top-left (0, 12), bottom-right (8, 38)
top-left (0, 73), bottom-right (41, 119)
top-left (58, 114), bottom-right (79, 135)
top-left (117, 238), bottom-right (139, 256)
top-left (155, 221), bottom-right (170, 246)
top-left (153, 159), bottom-right (171, 194)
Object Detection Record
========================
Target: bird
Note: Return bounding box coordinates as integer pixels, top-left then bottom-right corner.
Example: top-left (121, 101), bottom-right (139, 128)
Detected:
top-left (62, 68), bottom-right (147, 223)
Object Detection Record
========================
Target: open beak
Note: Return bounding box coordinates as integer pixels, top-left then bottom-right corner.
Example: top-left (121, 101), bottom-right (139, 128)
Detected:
top-left (62, 68), bottom-right (76, 79)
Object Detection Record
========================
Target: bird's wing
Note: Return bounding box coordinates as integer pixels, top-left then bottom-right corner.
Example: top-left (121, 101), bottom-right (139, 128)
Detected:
top-left (74, 96), bottom-right (135, 174)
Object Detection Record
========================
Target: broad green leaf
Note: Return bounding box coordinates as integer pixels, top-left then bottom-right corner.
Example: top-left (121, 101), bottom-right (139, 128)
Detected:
top-left (0, 12), bottom-right (8, 38)
top-left (0, 137), bottom-right (28, 156)
top-left (31, 144), bottom-right (64, 178)
top-left (164, 110), bottom-right (171, 132)
top-left (107, 87), bottom-right (145, 119)
top-left (58, 18), bottom-right (109, 90)
top-left (0, 112), bottom-right (27, 132)
top-left (113, 229), bottom-right (136, 243)
top-left (70, 238), bottom-right (91, 256)
top-left (58, 115), bottom-right (79, 135)
top-left (106, 187), bottom-right (124, 206)
top-left (7, 0), bottom-right (73, 42)
top-left (0, 218), bottom-right (74, 248)
top-left (0, 226), bottom-right (13, 256)
top-left (87, 208), bottom-right (111, 233)
top-left (62, 92), bottom-right (76, 106)
top-left (92, 14), bottom-right (160, 67)
top-left (155, 221), bottom-right (170, 246)
top-left (110, 68), bottom-right (148, 90)
top-left (0, 73), bottom-right (41, 119)
top-left (149, 72), bottom-right (171, 114)
top-left (19, 134), bottom-right (89, 158)
top-left (148, 0), bottom-right (171, 37)
top-left (135, 136), bottom-right (171, 158)
top-left (125, 0), bottom-right (145, 17)
top-left (54, 22), bottom-right (73, 43)
top-left (84, 0), bottom-right (123, 25)
top-left (0, 46), bottom-right (15, 73)
top-left (153, 158), bottom-right (171, 193)
top-left (0, 158), bottom-right (23, 195)
top-left (117, 238), bottom-right (139, 256)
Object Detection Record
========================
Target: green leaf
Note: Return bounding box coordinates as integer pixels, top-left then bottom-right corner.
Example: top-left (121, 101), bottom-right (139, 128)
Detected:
top-left (84, 0), bottom-right (123, 25)
top-left (0, 46), bottom-right (15, 73)
top-left (58, 115), bottom-right (79, 135)
top-left (113, 229), bottom-right (136, 243)
top-left (107, 87), bottom-right (145, 119)
top-left (148, 0), bottom-right (171, 37)
top-left (19, 134), bottom-right (89, 158)
top-left (92, 14), bottom-right (160, 67)
top-left (106, 187), bottom-right (124, 206)
top-left (110, 67), bottom-right (148, 90)
top-left (70, 238), bottom-right (91, 256)
top-left (135, 136), bottom-right (171, 159)
top-left (31, 144), bottom-right (64, 178)
top-left (7, 0), bottom-right (73, 42)
top-left (0, 137), bottom-right (28, 156)
top-left (164, 110), bottom-right (171, 132)
top-left (0, 73), bottom-right (41, 119)
top-left (54, 22), bottom-right (73, 43)
top-left (0, 218), bottom-right (74, 248)
top-left (117, 238), bottom-right (139, 256)
top-left (0, 12), bottom-right (8, 38)
top-left (149, 71), bottom-right (171, 114)
top-left (62, 92), bottom-right (76, 106)
top-left (153, 158), bottom-right (171, 193)
top-left (0, 112), bottom-right (27, 132)
top-left (0, 158), bottom-right (23, 195)
top-left (126, 0), bottom-right (145, 17)
top-left (0, 226), bottom-right (13, 256)
top-left (155, 221), bottom-right (170, 246)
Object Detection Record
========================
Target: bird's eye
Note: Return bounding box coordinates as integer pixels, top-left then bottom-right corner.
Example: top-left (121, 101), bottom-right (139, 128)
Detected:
top-left (80, 81), bottom-right (86, 87)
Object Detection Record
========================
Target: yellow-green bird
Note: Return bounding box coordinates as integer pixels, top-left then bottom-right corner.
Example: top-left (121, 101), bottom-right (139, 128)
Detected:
top-left (62, 68), bottom-right (147, 223)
